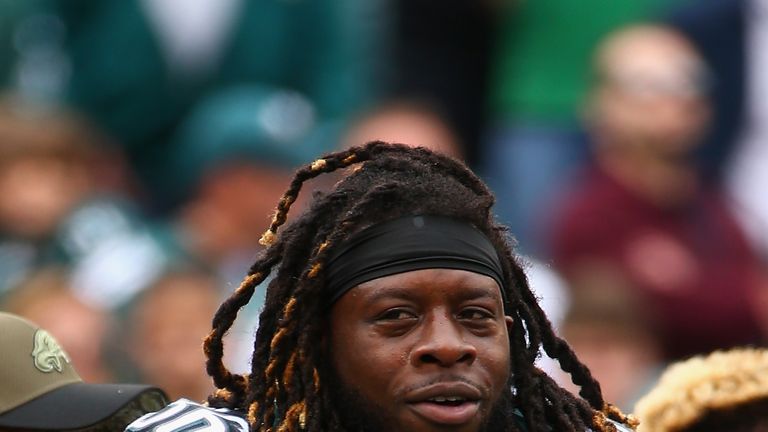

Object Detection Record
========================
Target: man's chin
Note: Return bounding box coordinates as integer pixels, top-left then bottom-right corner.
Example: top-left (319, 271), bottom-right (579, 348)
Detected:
top-left (326, 379), bottom-right (391, 432)
top-left (326, 375), bottom-right (513, 432)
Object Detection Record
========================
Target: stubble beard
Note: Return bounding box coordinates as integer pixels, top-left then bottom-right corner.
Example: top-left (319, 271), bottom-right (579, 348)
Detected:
top-left (324, 367), bottom-right (515, 432)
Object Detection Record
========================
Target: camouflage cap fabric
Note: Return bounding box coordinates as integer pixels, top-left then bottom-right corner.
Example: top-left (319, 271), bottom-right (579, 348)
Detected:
top-left (0, 312), bottom-right (168, 430)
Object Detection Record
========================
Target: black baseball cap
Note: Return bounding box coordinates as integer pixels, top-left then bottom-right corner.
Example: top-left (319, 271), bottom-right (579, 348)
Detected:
top-left (0, 312), bottom-right (168, 430)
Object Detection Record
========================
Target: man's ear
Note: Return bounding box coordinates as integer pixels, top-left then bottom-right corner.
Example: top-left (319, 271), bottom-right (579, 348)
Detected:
top-left (505, 316), bottom-right (514, 333)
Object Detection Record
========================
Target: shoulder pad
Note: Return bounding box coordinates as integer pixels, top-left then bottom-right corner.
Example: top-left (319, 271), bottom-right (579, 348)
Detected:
top-left (125, 398), bottom-right (249, 431)
top-left (607, 418), bottom-right (635, 432)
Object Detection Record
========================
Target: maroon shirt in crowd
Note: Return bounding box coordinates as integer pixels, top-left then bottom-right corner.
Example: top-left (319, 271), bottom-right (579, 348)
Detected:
top-left (550, 166), bottom-right (765, 360)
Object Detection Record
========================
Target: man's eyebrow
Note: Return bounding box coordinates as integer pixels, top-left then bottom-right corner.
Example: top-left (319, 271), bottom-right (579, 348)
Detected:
top-left (359, 283), bottom-right (503, 307)
top-left (359, 286), bottom-right (417, 307)
top-left (454, 285), bottom-right (504, 302)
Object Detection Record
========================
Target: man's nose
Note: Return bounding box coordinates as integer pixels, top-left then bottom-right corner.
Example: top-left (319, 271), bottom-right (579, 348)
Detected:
top-left (411, 314), bottom-right (477, 367)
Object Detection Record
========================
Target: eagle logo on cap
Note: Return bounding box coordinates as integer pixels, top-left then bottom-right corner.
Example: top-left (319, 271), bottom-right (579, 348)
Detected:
top-left (31, 329), bottom-right (71, 373)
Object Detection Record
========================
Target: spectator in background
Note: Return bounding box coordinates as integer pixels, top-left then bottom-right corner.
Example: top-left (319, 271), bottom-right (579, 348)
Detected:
top-left (166, 85), bottom-right (332, 284)
top-left (2, 268), bottom-right (114, 383)
top-left (0, 312), bottom-right (168, 431)
top-left (0, 0), bottom-right (380, 211)
top-left (481, 0), bottom-right (679, 255)
top-left (125, 269), bottom-right (220, 402)
top-left (549, 25), bottom-right (766, 362)
top-left (342, 99), bottom-right (464, 159)
top-left (163, 85), bottom-right (339, 373)
top-left (558, 275), bottom-right (663, 412)
top-left (634, 348), bottom-right (768, 432)
top-left (0, 101), bottom-right (102, 293)
top-left (0, 100), bottom-right (173, 310)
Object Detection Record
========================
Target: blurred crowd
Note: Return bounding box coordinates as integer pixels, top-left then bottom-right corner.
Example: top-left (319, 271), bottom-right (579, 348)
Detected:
top-left (1, 0), bottom-right (767, 414)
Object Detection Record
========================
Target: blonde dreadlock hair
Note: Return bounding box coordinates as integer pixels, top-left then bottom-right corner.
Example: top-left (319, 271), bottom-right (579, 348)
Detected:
top-left (634, 347), bottom-right (768, 432)
top-left (202, 141), bottom-right (636, 432)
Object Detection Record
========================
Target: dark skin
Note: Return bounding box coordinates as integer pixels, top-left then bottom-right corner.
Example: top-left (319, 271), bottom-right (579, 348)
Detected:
top-left (328, 268), bottom-right (514, 432)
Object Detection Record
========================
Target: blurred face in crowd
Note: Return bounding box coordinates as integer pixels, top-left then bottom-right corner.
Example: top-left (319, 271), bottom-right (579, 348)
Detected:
top-left (589, 26), bottom-right (711, 159)
top-left (0, 155), bottom-right (89, 240)
top-left (328, 268), bottom-right (513, 432)
top-left (130, 272), bottom-right (219, 401)
top-left (181, 162), bottom-right (298, 261)
top-left (343, 103), bottom-right (464, 160)
top-left (562, 321), bottom-right (660, 410)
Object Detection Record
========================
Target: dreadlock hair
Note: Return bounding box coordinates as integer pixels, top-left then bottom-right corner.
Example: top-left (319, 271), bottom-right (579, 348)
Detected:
top-left (202, 141), bottom-right (637, 432)
top-left (634, 347), bottom-right (768, 432)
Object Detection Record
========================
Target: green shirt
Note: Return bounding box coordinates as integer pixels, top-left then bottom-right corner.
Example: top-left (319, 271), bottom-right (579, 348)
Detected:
top-left (489, 0), bottom-right (674, 122)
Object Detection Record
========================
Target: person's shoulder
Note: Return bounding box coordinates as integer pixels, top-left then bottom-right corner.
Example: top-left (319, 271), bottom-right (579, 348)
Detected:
top-left (606, 418), bottom-right (634, 432)
top-left (585, 418), bottom-right (635, 432)
top-left (124, 398), bottom-right (248, 431)
top-left (513, 409), bottom-right (634, 432)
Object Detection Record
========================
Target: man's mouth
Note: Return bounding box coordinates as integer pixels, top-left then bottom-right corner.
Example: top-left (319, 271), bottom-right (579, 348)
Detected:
top-left (426, 396), bottom-right (469, 404)
top-left (405, 382), bottom-right (483, 425)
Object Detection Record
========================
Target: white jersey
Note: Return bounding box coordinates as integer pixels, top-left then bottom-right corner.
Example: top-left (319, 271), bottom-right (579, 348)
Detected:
top-left (125, 398), bottom-right (248, 431)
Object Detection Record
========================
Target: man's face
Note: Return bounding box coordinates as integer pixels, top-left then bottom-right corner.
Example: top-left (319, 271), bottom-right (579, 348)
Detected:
top-left (328, 268), bottom-right (513, 432)
top-left (592, 30), bottom-right (710, 157)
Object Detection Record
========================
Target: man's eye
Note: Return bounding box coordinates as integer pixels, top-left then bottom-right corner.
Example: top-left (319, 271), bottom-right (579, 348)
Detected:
top-left (377, 309), bottom-right (417, 321)
top-left (458, 308), bottom-right (494, 320)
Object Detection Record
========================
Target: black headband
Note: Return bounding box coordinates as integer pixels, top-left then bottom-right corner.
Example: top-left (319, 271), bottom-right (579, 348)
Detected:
top-left (324, 215), bottom-right (507, 305)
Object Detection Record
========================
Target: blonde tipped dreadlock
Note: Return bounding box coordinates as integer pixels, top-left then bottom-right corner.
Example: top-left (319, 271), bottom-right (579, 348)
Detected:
top-left (311, 159), bottom-right (328, 171)
top-left (282, 351), bottom-right (300, 392)
top-left (202, 141), bottom-right (635, 432)
top-left (634, 348), bottom-right (768, 432)
top-left (247, 402), bottom-right (260, 425)
top-left (260, 227), bottom-right (277, 247)
top-left (606, 404), bottom-right (639, 429)
top-left (307, 263), bottom-right (322, 279)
